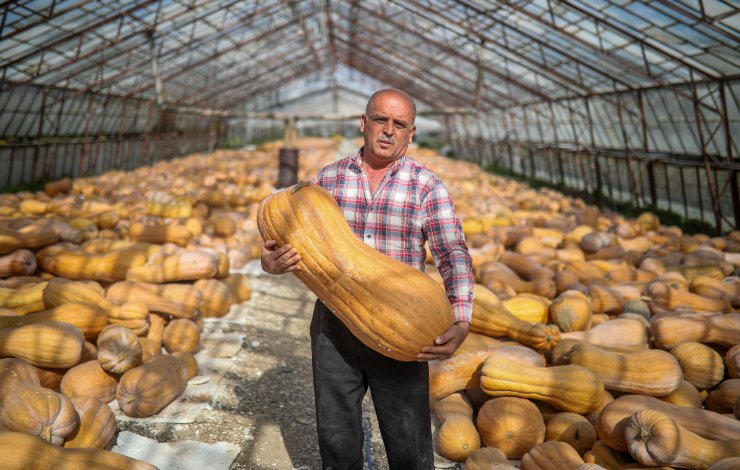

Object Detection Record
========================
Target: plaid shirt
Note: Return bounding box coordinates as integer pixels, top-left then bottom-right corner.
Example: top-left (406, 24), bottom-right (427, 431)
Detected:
top-left (312, 148), bottom-right (474, 323)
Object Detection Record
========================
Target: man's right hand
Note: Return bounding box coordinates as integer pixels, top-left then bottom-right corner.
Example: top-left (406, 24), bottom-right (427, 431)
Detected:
top-left (261, 240), bottom-right (302, 275)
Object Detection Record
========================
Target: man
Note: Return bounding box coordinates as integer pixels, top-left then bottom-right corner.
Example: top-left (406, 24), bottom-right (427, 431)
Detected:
top-left (261, 89), bottom-right (474, 469)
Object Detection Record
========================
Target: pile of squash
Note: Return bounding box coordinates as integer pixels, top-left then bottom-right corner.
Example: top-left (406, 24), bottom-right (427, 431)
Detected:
top-left (406, 148), bottom-right (740, 470)
top-left (0, 140), bottom-right (338, 468)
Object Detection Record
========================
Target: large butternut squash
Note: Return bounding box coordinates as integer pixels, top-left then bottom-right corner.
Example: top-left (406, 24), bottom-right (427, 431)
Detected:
top-left (257, 182), bottom-right (454, 361)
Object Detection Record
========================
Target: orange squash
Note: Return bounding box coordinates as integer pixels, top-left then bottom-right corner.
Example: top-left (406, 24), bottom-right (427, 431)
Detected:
top-left (60, 359), bottom-right (118, 404)
top-left (0, 358), bottom-right (78, 445)
top-left (429, 345), bottom-right (544, 400)
top-left (545, 412), bottom-right (597, 456)
top-left (476, 396), bottom-right (545, 459)
top-left (257, 182), bottom-right (454, 361)
top-left (651, 313), bottom-right (740, 349)
top-left (596, 394), bottom-right (740, 452)
top-left (116, 353), bottom-right (191, 417)
top-left (0, 321), bottom-right (83, 368)
top-left (626, 409), bottom-right (740, 469)
top-left (96, 325), bottom-right (143, 374)
top-left (63, 396), bottom-right (116, 449)
top-left (0, 431), bottom-right (157, 469)
top-left (671, 341), bottom-right (725, 390)
top-left (432, 392), bottom-right (480, 462)
top-left (520, 441), bottom-right (585, 470)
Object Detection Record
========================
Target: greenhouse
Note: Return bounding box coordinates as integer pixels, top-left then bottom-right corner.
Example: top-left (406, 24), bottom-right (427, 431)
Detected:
top-left (0, 1), bottom-right (739, 469)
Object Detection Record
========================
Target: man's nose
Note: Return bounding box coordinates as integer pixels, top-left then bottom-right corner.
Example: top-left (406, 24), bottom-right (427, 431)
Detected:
top-left (382, 120), bottom-right (394, 134)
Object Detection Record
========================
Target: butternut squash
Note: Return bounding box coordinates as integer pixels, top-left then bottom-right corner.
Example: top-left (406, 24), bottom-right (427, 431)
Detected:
top-left (64, 396), bottom-right (116, 449)
top-left (671, 341), bottom-right (725, 390)
top-left (60, 359), bottom-right (118, 404)
top-left (106, 281), bottom-right (201, 319)
top-left (651, 313), bottom-right (740, 349)
top-left (545, 412), bottom-right (597, 457)
top-left (476, 396), bottom-right (545, 459)
top-left (193, 278), bottom-right (233, 317)
top-left (0, 302), bottom-right (108, 340)
top-left (162, 318), bottom-right (200, 354)
top-left (561, 318), bottom-right (648, 353)
top-left (626, 409), bottom-right (740, 469)
top-left (480, 354), bottom-right (605, 414)
top-left (0, 249), bottom-right (37, 278)
top-left (36, 246), bottom-right (147, 282)
top-left (596, 394), bottom-right (740, 452)
top-left (657, 379), bottom-right (703, 408)
top-left (549, 290), bottom-right (592, 332)
top-left (472, 289), bottom-right (560, 350)
top-left (0, 321), bottom-right (83, 368)
top-left (257, 182), bottom-right (454, 361)
top-left (96, 325), bottom-right (143, 374)
top-left (432, 392), bottom-right (480, 462)
top-left (116, 353), bottom-right (190, 417)
top-left (0, 431), bottom-right (158, 469)
top-left (564, 342), bottom-right (683, 396)
top-left (521, 441), bottom-right (585, 470)
top-left (429, 345), bottom-right (545, 400)
top-left (129, 221), bottom-right (193, 247)
top-left (0, 281), bottom-right (47, 314)
top-left (0, 358), bottom-right (78, 445)
top-left (125, 249), bottom-right (220, 283)
top-left (464, 447), bottom-right (510, 470)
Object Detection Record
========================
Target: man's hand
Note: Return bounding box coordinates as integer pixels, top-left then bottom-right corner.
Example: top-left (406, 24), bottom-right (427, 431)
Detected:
top-left (261, 240), bottom-right (301, 275)
top-left (417, 320), bottom-right (470, 361)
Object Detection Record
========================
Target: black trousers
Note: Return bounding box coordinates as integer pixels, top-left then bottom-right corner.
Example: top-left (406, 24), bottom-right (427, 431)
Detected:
top-left (310, 300), bottom-right (434, 470)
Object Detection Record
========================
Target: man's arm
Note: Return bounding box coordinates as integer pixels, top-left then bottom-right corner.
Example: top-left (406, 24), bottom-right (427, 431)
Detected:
top-left (416, 181), bottom-right (475, 361)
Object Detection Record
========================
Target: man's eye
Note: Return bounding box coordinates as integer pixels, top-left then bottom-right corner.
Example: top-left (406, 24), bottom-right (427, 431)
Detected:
top-left (373, 118), bottom-right (386, 124)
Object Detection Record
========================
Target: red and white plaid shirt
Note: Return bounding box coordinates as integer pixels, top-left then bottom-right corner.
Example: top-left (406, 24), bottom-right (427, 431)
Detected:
top-left (312, 148), bottom-right (474, 323)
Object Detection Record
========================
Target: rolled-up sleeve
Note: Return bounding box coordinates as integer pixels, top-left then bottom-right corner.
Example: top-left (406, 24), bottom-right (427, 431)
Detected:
top-left (422, 184), bottom-right (474, 323)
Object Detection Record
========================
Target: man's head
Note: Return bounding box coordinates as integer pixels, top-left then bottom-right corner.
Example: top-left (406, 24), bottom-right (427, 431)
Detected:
top-left (360, 89), bottom-right (417, 166)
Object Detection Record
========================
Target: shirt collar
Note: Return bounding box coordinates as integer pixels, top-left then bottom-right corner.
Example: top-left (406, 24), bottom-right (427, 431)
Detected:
top-left (352, 146), bottom-right (406, 176)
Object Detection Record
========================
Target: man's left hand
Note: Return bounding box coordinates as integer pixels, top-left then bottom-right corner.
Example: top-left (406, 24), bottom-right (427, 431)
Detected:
top-left (417, 321), bottom-right (470, 361)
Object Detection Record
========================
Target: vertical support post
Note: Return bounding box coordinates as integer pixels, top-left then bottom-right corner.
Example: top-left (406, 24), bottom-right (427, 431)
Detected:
top-left (585, 96), bottom-right (602, 201)
top-left (548, 102), bottom-right (564, 186)
top-left (114, 98), bottom-right (129, 169)
top-left (32, 88), bottom-right (48, 183)
top-left (615, 93), bottom-right (640, 207)
top-left (691, 75), bottom-right (722, 232)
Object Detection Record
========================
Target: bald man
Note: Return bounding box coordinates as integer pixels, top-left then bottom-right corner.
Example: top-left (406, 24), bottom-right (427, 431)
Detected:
top-left (262, 89), bottom-right (474, 469)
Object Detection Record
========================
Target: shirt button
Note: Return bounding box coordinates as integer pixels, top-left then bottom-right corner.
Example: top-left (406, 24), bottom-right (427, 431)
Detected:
top-left (366, 235), bottom-right (372, 239)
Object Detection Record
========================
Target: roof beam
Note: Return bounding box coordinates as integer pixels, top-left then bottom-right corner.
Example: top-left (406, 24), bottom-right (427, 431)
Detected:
top-left (351, 2), bottom-right (552, 103)
top-left (0, 0), bottom-right (159, 70)
top-left (0, 0), bottom-right (91, 41)
top-left (399, 0), bottom-right (620, 94)
top-left (122, 15), bottom-right (304, 98)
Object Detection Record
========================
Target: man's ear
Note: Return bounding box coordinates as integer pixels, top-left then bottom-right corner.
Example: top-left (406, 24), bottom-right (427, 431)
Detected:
top-left (360, 113), bottom-right (366, 133)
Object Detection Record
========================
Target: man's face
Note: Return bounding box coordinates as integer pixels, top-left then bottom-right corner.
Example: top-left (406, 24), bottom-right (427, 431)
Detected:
top-left (360, 92), bottom-right (416, 164)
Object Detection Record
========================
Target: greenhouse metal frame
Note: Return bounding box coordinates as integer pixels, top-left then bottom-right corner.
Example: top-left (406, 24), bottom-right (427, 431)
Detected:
top-left (1, 0), bottom-right (738, 230)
